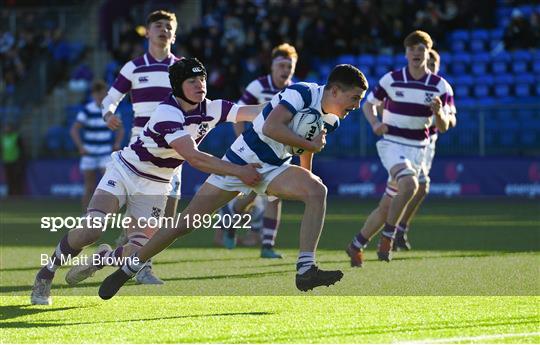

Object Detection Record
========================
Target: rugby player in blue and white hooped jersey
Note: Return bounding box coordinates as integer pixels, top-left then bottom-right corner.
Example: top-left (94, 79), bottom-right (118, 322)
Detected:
top-left (98, 65), bottom-right (369, 297)
top-left (30, 58), bottom-right (263, 305)
top-left (346, 31), bottom-right (455, 267)
top-left (217, 43), bottom-right (298, 258)
top-left (100, 10), bottom-right (181, 283)
top-left (70, 80), bottom-right (125, 211)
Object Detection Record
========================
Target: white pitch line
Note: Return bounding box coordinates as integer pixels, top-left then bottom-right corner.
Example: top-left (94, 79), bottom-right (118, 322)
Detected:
top-left (397, 331), bottom-right (540, 344)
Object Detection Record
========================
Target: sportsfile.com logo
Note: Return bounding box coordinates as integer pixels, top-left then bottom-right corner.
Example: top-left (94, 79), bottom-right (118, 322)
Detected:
top-left (40, 213), bottom-right (252, 232)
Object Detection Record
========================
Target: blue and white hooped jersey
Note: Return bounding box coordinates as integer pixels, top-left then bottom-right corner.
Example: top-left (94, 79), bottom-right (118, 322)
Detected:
top-left (76, 101), bottom-right (114, 156)
top-left (226, 82), bottom-right (340, 166)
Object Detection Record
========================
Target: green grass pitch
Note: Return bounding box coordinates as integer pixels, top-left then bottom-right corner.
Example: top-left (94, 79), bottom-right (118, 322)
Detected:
top-left (1, 198), bottom-right (539, 343)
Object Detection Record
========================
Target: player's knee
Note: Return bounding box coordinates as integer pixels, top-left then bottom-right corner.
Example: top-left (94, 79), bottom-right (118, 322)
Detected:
top-left (397, 175), bottom-right (418, 197)
top-left (418, 182), bottom-right (429, 197)
top-left (81, 210), bottom-right (108, 243)
top-left (303, 179), bottom-right (327, 202)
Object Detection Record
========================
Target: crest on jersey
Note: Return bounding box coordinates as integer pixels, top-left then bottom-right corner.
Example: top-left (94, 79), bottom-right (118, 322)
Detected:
top-left (151, 207), bottom-right (162, 218)
top-left (425, 92), bottom-right (434, 103)
top-left (138, 76), bottom-right (149, 83)
top-left (197, 123), bottom-right (209, 137)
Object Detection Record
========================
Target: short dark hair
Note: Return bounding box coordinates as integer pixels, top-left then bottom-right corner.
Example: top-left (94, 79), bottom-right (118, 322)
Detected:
top-left (403, 30), bottom-right (433, 49)
top-left (91, 80), bottom-right (107, 93)
top-left (325, 64), bottom-right (368, 91)
top-left (146, 10), bottom-right (177, 27)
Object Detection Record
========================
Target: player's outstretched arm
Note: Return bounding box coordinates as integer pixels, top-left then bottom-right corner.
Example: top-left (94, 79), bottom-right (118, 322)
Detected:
top-left (363, 101), bottom-right (388, 136)
top-left (235, 103), bottom-right (267, 122)
top-left (262, 105), bottom-right (323, 152)
top-left (171, 135), bottom-right (261, 186)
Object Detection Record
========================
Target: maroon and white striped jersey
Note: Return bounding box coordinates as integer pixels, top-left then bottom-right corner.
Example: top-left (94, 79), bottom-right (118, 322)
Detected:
top-left (102, 53), bottom-right (181, 138)
top-left (118, 94), bottom-right (239, 183)
top-left (368, 67), bottom-right (455, 146)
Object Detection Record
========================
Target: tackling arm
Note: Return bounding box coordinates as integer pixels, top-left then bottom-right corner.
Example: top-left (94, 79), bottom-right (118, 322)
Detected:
top-left (235, 103), bottom-right (267, 122)
top-left (170, 135), bottom-right (260, 186)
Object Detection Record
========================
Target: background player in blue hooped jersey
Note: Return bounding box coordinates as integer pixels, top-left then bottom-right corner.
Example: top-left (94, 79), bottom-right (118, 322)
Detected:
top-left (70, 80), bottom-right (125, 211)
top-left (99, 64), bottom-right (369, 296)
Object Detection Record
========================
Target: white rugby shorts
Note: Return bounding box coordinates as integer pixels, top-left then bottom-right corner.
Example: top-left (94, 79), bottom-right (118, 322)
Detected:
top-left (96, 152), bottom-right (170, 220)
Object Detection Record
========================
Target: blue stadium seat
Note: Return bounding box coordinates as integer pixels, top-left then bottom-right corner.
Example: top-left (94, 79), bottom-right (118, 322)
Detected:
top-left (439, 52), bottom-right (452, 64)
top-left (451, 40), bottom-right (466, 52)
top-left (375, 55), bottom-right (393, 75)
top-left (319, 61), bottom-right (333, 80)
top-left (454, 75), bottom-right (474, 99)
top-left (470, 30), bottom-right (489, 52)
top-left (532, 60), bottom-right (540, 74)
top-left (470, 39), bottom-right (485, 53)
top-left (471, 29), bottom-right (490, 41)
top-left (492, 51), bottom-right (511, 74)
top-left (473, 75), bottom-right (493, 98)
top-left (337, 54), bottom-right (356, 65)
top-left (494, 74), bottom-right (514, 98)
top-left (357, 55), bottom-right (375, 75)
top-left (450, 30), bottom-right (469, 41)
top-left (393, 54), bottom-right (407, 69)
top-left (514, 74), bottom-right (535, 97)
top-left (512, 50), bottom-right (532, 62)
top-left (471, 53), bottom-right (490, 75)
top-left (451, 52), bottom-right (471, 75)
top-left (357, 54), bottom-right (375, 66)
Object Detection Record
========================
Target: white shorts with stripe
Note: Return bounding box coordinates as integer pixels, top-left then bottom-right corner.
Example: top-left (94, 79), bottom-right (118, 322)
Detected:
top-left (96, 152), bottom-right (170, 220)
top-left (206, 155), bottom-right (290, 200)
top-left (377, 139), bottom-right (427, 183)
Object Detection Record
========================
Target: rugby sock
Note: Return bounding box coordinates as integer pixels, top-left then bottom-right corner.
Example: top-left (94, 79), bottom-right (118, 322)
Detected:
top-left (120, 254), bottom-right (146, 277)
top-left (296, 252), bottom-right (315, 275)
top-left (397, 222), bottom-right (408, 233)
top-left (381, 223), bottom-right (397, 239)
top-left (37, 234), bottom-right (82, 280)
top-left (95, 246), bottom-right (124, 268)
top-left (351, 233), bottom-right (369, 251)
top-left (261, 217), bottom-right (278, 249)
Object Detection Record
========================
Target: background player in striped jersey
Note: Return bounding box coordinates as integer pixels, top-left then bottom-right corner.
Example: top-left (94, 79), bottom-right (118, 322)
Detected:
top-left (70, 80), bottom-right (124, 210)
top-left (346, 31), bottom-right (455, 266)
top-left (216, 43), bottom-right (298, 259)
top-left (98, 64), bottom-right (368, 297)
top-left (30, 58), bottom-right (263, 305)
top-left (393, 49), bottom-right (457, 250)
top-left (101, 10), bottom-right (181, 283)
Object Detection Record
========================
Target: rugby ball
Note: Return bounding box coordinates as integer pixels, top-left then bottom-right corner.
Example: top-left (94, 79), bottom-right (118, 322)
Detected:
top-left (287, 109), bottom-right (324, 155)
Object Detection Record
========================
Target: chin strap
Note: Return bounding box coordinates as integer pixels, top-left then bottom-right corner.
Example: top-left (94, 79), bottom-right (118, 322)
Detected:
top-left (179, 94), bottom-right (198, 105)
